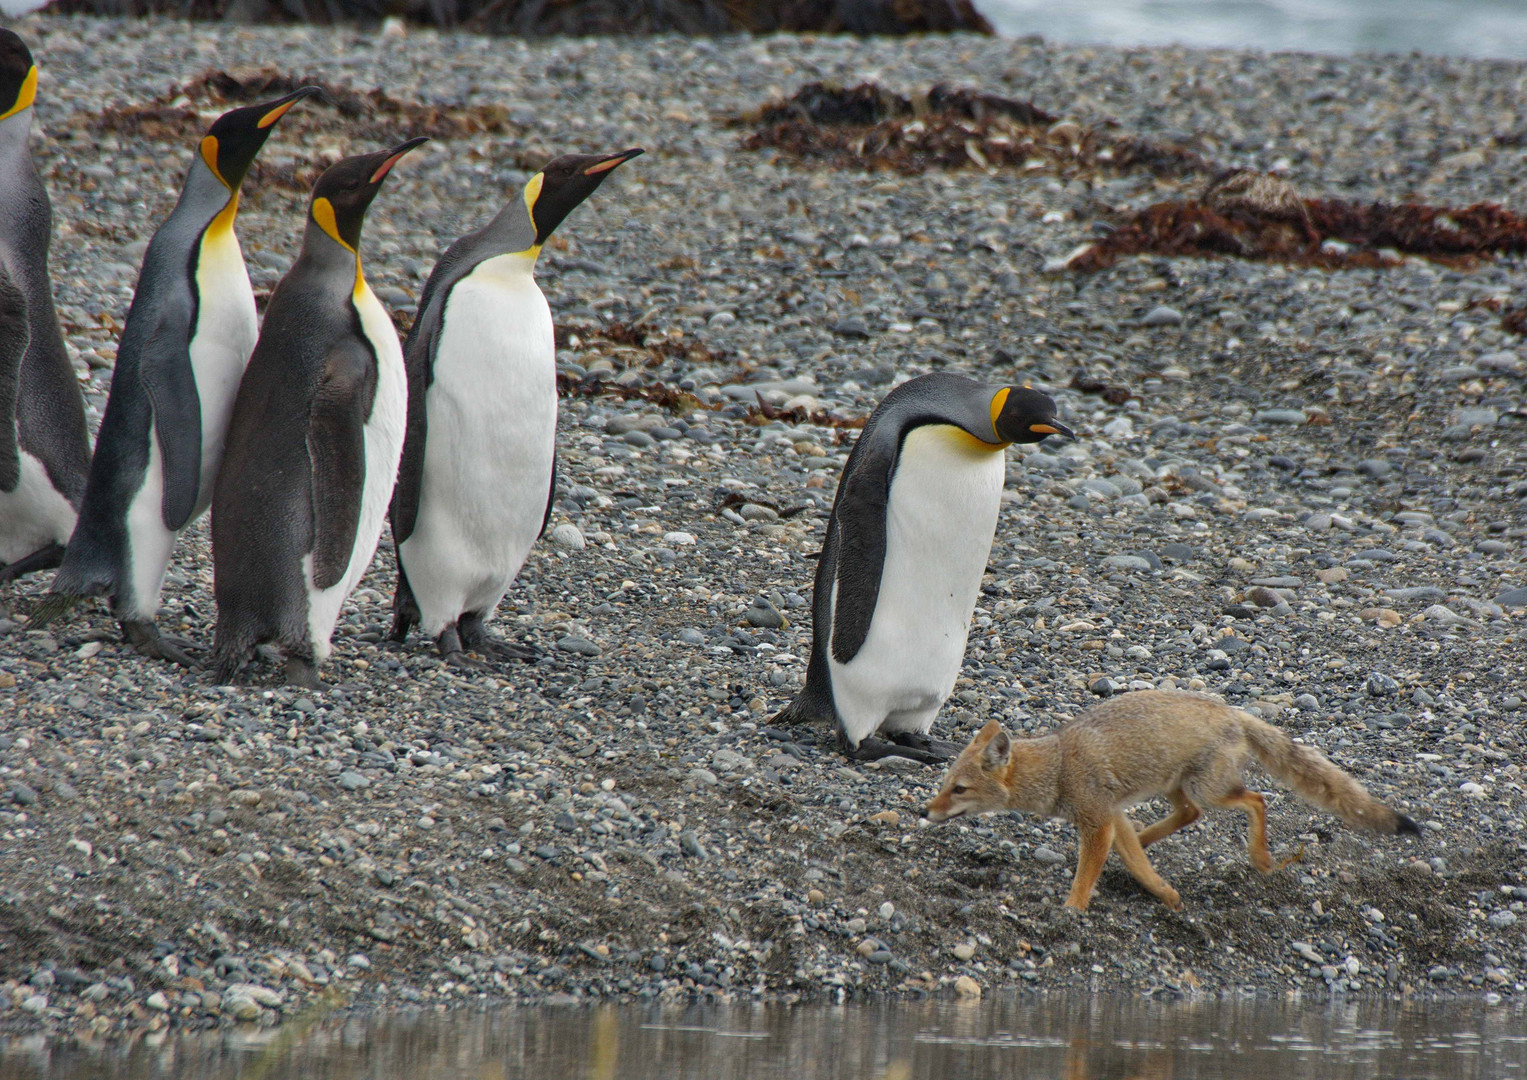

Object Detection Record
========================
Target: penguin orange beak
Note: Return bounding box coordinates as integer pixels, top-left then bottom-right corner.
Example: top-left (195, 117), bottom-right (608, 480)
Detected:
top-left (583, 147), bottom-right (645, 176)
top-left (1029, 420), bottom-right (1075, 439)
top-left (369, 136), bottom-right (430, 183)
top-left (256, 85), bottom-right (321, 129)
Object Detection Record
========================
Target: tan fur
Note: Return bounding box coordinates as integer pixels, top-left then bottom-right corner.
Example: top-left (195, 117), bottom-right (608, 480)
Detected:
top-left (925, 690), bottom-right (1419, 911)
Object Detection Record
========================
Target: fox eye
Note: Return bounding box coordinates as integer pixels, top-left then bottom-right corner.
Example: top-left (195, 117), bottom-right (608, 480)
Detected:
top-left (950, 784), bottom-right (968, 795)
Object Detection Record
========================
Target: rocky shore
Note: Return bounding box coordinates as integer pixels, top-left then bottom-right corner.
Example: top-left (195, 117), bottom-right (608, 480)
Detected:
top-left (0, 15), bottom-right (1523, 1039)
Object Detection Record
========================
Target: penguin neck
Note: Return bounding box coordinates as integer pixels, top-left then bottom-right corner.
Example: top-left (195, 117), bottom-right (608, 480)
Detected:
top-left (173, 158), bottom-right (238, 233)
top-left (300, 221), bottom-right (366, 299)
top-left (0, 108), bottom-right (33, 172)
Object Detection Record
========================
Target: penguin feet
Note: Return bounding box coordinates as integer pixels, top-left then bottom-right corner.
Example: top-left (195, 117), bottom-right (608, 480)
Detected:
top-left (436, 627), bottom-right (491, 671)
top-left (0, 542), bottom-right (66, 586)
top-left (121, 620), bottom-right (197, 668)
top-left (845, 734), bottom-right (957, 766)
top-left (890, 731), bottom-right (962, 761)
top-left (458, 613), bottom-right (542, 663)
top-left (284, 655), bottom-right (330, 692)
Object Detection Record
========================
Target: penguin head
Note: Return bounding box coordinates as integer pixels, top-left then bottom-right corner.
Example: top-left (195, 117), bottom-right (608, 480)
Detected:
top-left (523, 147), bottom-right (644, 247)
top-left (309, 137), bottom-right (429, 252)
top-left (198, 86), bottom-right (320, 192)
top-left (0, 30), bottom-right (37, 123)
top-left (991, 386), bottom-right (1074, 444)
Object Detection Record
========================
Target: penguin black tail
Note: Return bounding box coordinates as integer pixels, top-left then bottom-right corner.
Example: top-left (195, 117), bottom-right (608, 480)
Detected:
top-left (390, 563), bottom-right (420, 643)
top-left (28, 591), bottom-right (84, 628)
top-left (772, 687), bottom-right (835, 729)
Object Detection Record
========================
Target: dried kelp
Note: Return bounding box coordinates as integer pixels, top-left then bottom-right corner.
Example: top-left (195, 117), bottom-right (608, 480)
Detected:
top-left (740, 81), bottom-right (1211, 179)
top-left (89, 65), bottom-right (513, 145)
top-left (1069, 175), bottom-right (1527, 272)
top-left (1065, 168), bottom-right (1527, 272)
top-left (554, 321), bottom-right (864, 429)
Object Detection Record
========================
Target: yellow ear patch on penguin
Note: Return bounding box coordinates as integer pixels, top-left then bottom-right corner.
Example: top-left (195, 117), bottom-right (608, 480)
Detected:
top-left (311, 197), bottom-right (354, 252)
top-left (200, 135), bottom-right (230, 188)
top-left (523, 172), bottom-right (545, 216)
top-left (988, 387), bottom-right (1011, 436)
top-left (0, 65), bottom-right (36, 122)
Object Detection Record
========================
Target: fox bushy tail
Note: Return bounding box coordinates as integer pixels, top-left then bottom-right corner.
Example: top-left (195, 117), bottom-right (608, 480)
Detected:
top-left (1241, 715), bottom-right (1420, 835)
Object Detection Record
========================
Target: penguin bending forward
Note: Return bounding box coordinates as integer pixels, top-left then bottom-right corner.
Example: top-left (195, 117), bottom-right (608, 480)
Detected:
top-left (389, 147), bottom-right (642, 666)
top-left (774, 373), bottom-right (1073, 763)
top-left (0, 30), bottom-right (90, 586)
top-left (34, 89), bottom-right (315, 661)
top-left (211, 138), bottom-right (427, 689)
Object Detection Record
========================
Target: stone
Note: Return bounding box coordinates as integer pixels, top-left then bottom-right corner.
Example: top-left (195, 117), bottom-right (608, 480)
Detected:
top-left (954, 974), bottom-right (982, 998)
top-left (1498, 587), bottom-right (1527, 609)
top-left (555, 636), bottom-right (602, 656)
top-left (550, 524), bottom-right (585, 551)
top-left (1255, 409), bottom-right (1307, 425)
top-left (1140, 305), bottom-right (1183, 327)
top-left (336, 770), bottom-right (370, 792)
top-left (745, 598), bottom-right (786, 629)
top-left (1032, 846), bottom-right (1067, 865)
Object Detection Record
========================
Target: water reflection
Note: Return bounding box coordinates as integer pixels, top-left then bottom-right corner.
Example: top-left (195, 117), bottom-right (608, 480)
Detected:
top-left (6, 995), bottom-right (1525, 1080)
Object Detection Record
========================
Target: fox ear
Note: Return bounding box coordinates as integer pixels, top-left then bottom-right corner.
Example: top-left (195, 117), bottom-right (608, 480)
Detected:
top-left (981, 728), bottom-right (1011, 770)
top-left (977, 718), bottom-right (1002, 741)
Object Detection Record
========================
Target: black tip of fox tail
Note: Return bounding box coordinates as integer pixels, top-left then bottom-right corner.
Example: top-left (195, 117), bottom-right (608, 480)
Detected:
top-left (1396, 813), bottom-right (1422, 836)
top-left (28, 592), bottom-right (83, 628)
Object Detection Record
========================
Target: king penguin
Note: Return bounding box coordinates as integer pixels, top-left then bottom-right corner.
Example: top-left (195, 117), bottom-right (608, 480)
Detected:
top-left (774, 372), bottom-right (1073, 763)
top-left (210, 138), bottom-right (427, 689)
top-left (0, 30), bottom-right (90, 586)
top-left (32, 87), bottom-right (317, 662)
top-left (389, 147), bottom-right (643, 666)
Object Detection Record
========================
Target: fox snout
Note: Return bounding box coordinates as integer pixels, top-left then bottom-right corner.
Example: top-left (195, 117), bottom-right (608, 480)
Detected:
top-left (924, 793), bottom-right (958, 822)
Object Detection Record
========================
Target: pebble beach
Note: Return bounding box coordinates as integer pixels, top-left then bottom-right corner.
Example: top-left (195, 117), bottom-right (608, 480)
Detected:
top-left (0, 14), bottom-right (1524, 1038)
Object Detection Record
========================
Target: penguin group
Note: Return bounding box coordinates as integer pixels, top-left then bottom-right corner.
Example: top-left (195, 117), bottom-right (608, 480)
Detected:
top-left (6, 32), bottom-right (644, 692)
top-left (3, 28), bottom-right (1074, 762)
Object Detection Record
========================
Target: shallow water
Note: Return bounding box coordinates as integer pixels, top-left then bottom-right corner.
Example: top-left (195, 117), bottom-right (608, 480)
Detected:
top-left (981, 0), bottom-right (1527, 59)
top-left (6, 996), bottom-right (1526, 1080)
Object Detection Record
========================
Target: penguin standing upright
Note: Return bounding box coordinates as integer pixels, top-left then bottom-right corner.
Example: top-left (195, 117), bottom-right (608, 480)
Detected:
top-left (211, 138), bottom-right (427, 689)
top-left (775, 373), bottom-right (1073, 763)
top-left (32, 87), bottom-right (316, 662)
top-left (0, 30), bottom-right (90, 585)
top-left (389, 147), bottom-right (642, 666)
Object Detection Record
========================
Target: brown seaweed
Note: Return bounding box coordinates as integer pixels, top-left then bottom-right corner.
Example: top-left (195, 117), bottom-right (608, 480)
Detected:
top-left (88, 65), bottom-right (513, 145)
top-left (740, 81), bottom-right (1211, 179)
top-left (1069, 190), bottom-right (1527, 272)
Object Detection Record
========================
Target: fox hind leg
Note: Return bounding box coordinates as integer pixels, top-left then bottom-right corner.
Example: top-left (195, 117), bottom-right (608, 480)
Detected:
top-left (1110, 812), bottom-right (1183, 909)
top-left (1136, 789), bottom-right (1201, 848)
top-left (1064, 818), bottom-right (1115, 911)
top-left (1214, 787), bottom-right (1276, 872)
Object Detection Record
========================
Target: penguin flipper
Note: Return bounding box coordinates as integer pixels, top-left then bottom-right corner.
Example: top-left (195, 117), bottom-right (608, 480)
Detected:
top-left (539, 451), bottom-right (557, 538)
top-left (308, 337), bottom-right (377, 591)
top-left (136, 305), bottom-right (203, 532)
top-left (389, 341), bottom-right (428, 547)
top-left (0, 270), bottom-right (26, 493)
top-left (827, 433), bottom-right (899, 665)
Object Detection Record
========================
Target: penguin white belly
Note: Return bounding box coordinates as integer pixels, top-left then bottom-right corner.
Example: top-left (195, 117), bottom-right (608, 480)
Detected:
top-left (827, 426), bottom-right (1005, 746)
top-left (398, 261), bottom-right (555, 637)
top-left (187, 221), bottom-right (257, 519)
top-left (116, 224), bottom-right (255, 622)
top-left (303, 283), bottom-right (406, 660)
top-left (121, 435), bottom-right (177, 619)
top-left (0, 444), bottom-right (77, 564)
